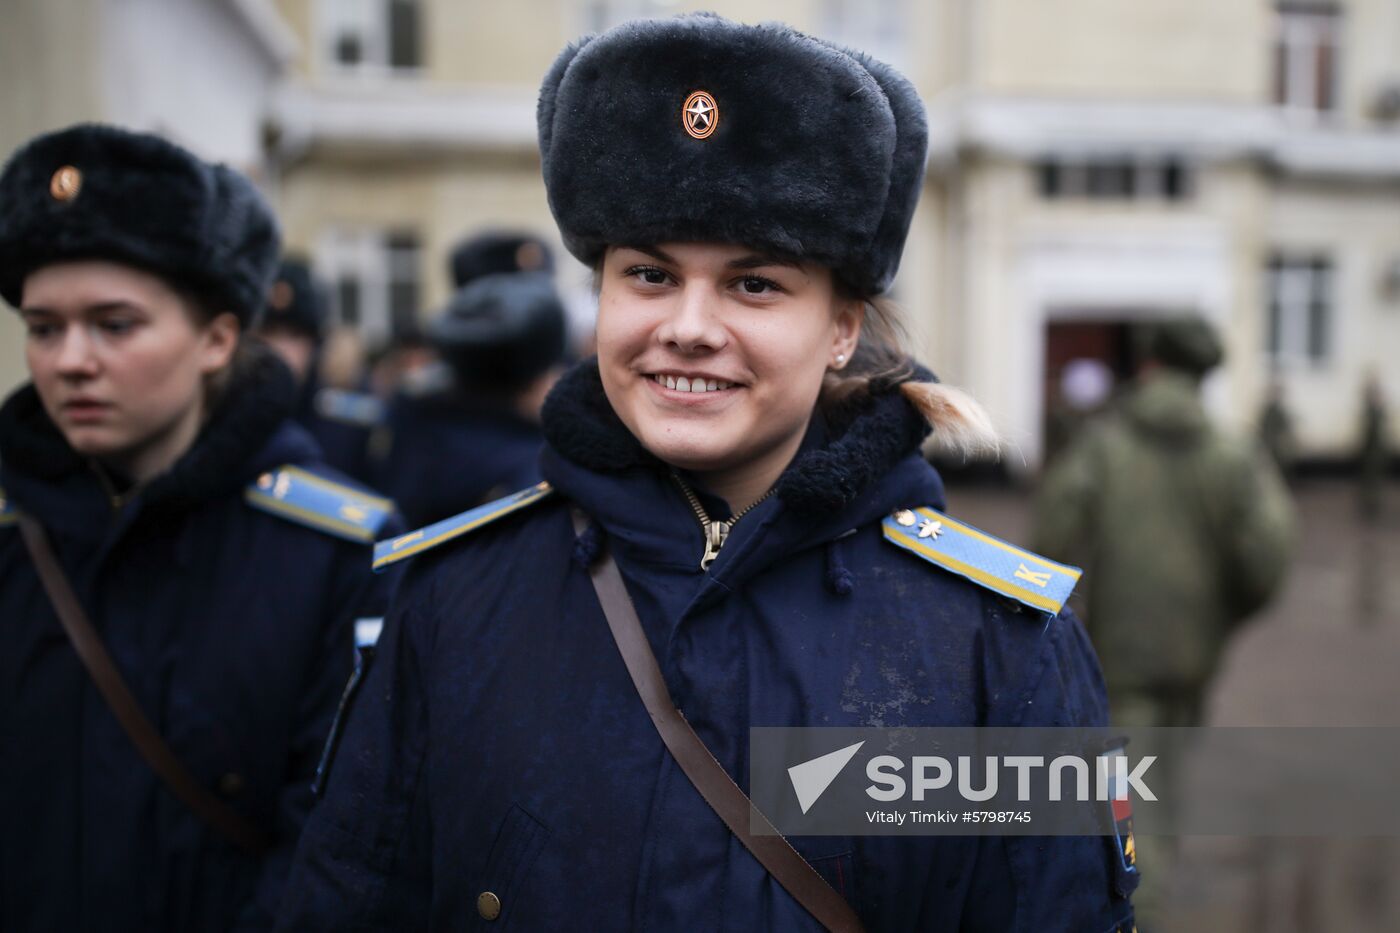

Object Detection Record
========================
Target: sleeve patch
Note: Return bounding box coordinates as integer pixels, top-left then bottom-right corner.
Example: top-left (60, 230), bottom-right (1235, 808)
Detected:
top-left (882, 506), bottom-right (1082, 616)
top-left (245, 465), bottom-right (394, 543)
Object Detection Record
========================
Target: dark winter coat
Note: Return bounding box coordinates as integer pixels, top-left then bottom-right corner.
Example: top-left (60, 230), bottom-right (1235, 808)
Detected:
top-left (279, 362), bottom-right (1136, 932)
top-left (0, 350), bottom-right (400, 932)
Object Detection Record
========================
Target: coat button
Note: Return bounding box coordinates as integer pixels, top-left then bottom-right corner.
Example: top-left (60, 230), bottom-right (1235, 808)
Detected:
top-left (217, 772), bottom-right (246, 796)
top-left (476, 891), bottom-right (502, 920)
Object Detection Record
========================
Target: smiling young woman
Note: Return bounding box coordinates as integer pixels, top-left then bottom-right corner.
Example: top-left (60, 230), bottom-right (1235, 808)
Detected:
top-left (282, 14), bottom-right (1136, 933)
top-left (0, 125), bottom-right (400, 933)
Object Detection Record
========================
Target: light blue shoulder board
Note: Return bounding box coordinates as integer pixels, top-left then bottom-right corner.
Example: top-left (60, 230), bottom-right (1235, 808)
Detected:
top-left (0, 488), bottom-right (15, 527)
top-left (882, 506), bottom-right (1082, 617)
top-left (373, 481), bottom-right (554, 572)
top-left (314, 388), bottom-right (387, 428)
top-left (244, 465), bottom-right (394, 543)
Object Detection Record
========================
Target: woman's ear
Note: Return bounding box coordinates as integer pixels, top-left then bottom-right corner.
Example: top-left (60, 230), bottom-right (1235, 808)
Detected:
top-left (831, 297), bottom-right (864, 368)
top-left (199, 311), bottom-right (242, 374)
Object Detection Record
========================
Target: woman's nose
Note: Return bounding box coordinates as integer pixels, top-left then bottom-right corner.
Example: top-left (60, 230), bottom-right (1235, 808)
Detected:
top-left (657, 283), bottom-right (727, 354)
top-left (53, 327), bottom-right (99, 377)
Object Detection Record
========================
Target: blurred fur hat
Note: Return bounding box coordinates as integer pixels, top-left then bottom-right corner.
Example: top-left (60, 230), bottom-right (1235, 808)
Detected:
top-left (0, 123), bottom-right (280, 325)
top-left (450, 230), bottom-right (556, 288)
top-left (537, 13), bottom-right (928, 295)
top-left (261, 257), bottom-right (327, 341)
top-left (1139, 315), bottom-right (1225, 376)
top-left (430, 271), bottom-right (567, 392)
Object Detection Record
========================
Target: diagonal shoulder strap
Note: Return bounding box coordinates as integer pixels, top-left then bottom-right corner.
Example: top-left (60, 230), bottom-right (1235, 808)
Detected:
top-left (18, 514), bottom-right (272, 856)
top-left (573, 510), bottom-right (864, 933)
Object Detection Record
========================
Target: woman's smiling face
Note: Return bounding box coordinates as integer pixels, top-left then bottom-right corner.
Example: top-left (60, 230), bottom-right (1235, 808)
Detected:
top-left (596, 242), bottom-right (862, 499)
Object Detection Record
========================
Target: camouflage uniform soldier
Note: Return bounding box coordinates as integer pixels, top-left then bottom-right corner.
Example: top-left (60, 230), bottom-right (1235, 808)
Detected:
top-left (1034, 316), bottom-right (1295, 724)
top-left (1033, 315), bottom-right (1296, 926)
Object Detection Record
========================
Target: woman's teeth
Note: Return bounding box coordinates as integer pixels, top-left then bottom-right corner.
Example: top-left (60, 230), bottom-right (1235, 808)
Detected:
top-left (652, 374), bottom-right (732, 393)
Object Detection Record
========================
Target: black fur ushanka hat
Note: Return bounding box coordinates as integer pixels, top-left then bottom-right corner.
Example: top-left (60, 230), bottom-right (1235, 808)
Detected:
top-left (450, 230), bottom-right (556, 289)
top-left (537, 13), bottom-right (928, 296)
top-left (0, 123), bottom-right (280, 326)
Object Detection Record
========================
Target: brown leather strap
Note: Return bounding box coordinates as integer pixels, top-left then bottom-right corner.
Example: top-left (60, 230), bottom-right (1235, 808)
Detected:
top-left (573, 510), bottom-right (865, 933)
top-left (17, 514), bottom-right (272, 856)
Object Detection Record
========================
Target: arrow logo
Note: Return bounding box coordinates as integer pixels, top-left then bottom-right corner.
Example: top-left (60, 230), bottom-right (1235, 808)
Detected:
top-left (788, 741), bottom-right (865, 814)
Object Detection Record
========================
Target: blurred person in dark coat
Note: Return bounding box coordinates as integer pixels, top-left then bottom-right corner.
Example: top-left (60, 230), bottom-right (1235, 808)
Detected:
top-left (1358, 370), bottom-right (1389, 521)
top-left (371, 235), bottom-right (567, 528)
top-left (1035, 315), bottom-right (1295, 727)
top-left (1257, 378), bottom-right (1298, 478)
top-left (256, 259), bottom-right (380, 482)
top-left (0, 124), bottom-right (400, 932)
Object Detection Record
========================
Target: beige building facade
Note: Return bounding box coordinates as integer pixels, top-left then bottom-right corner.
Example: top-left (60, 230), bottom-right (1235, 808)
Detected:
top-left (3, 0), bottom-right (1397, 468)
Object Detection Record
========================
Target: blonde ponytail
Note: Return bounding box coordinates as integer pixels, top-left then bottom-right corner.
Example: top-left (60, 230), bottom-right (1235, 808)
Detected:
top-left (821, 292), bottom-right (1000, 459)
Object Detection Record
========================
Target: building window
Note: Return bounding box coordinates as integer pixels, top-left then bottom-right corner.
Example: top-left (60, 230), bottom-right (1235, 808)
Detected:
top-left (1266, 255), bottom-right (1332, 364)
top-left (820, 0), bottom-right (907, 71)
top-left (321, 0), bottom-right (422, 74)
top-left (1036, 157), bottom-right (1193, 202)
top-left (317, 228), bottom-right (422, 348)
top-left (1273, 4), bottom-right (1340, 114)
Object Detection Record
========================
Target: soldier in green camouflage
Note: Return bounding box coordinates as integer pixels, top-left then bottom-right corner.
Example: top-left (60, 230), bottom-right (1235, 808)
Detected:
top-left (1033, 316), bottom-right (1297, 926)
top-left (1034, 316), bottom-right (1296, 726)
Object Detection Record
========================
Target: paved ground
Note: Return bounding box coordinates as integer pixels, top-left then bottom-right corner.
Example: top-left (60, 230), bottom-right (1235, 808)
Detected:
top-left (946, 477), bottom-right (1400, 933)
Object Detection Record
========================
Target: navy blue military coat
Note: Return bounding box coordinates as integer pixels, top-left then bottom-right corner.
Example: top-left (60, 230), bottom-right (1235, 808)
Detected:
top-left (0, 352), bottom-right (400, 932)
top-left (372, 390), bottom-right (545, 528)
top-left (280, 363), bottom-right (1136, 931)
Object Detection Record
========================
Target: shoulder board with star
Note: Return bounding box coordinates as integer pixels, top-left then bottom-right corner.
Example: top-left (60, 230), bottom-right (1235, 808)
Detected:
top-left (244, 466), bottom-right (394, 543)
top-left (373, 481), bottom-right (554, 573)
top-left (0, 488), bottom-right (15, 528)
top-left (883, 506), bottom-right (1082, 617)
top-left (314, 388), bottom-right (387, 428)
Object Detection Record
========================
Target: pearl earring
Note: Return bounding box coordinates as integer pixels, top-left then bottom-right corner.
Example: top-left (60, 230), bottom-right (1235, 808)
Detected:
top-left (834, 353), bottom-right (847, 367)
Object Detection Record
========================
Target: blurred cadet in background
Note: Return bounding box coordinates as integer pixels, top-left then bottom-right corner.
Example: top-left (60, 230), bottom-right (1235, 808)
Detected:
top-left (371, 232), bottom-right (567, 528)
top-left (1035, 315), bottom-right (1296, 728)
top-left (256, 258), bottom-right (380, 482)
top-left (1257, 378), bottom-right (1298, 479)
top-left (0, 124), bottom-right (399, 932)
top-left (1358, 370), bottom-right (1389, 521)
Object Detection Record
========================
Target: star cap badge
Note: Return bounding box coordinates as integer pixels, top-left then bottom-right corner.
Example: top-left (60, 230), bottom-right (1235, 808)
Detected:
top-left (50, 165), bottom-right (82, 202)
top-left (682, 90), bottom-right (719, 140)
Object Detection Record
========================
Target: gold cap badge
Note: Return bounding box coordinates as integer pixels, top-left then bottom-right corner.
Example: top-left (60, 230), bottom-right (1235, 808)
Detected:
top-left (682, 90), bottom-right (719, 140)
top-left (269, 279), bottom-right (294, 311)
top-left (50, 165), bottom-right (82, 202)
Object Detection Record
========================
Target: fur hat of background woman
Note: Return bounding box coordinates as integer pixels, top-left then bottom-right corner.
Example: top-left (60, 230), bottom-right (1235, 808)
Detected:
top-left (0, 123), bottom-right (280, 326)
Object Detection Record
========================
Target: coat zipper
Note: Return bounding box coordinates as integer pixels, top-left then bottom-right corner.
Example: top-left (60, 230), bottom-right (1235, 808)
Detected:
top-left (671, 472), bottom-right (775, 571)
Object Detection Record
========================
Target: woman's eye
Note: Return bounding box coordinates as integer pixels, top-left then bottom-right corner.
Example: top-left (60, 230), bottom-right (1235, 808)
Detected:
top-left (624, 265), bottom-right (670, 286)
top-left (98, 318), bottom-right (136, 336)
top-left (739, 276), bottom-right (781, 295)
top-left (26, 322), bottom-right (59, 339)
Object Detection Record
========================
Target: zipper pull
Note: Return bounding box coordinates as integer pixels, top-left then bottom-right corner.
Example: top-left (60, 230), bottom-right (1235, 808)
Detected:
top-left (700, 520), bottom-right (731, 571)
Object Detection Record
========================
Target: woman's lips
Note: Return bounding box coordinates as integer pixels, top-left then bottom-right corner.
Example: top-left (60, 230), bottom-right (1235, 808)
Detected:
top-left (61, 400), bottom-right (112, 423)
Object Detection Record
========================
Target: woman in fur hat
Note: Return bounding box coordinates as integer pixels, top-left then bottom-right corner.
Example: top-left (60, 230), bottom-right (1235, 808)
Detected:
top-left (283, 15), bottom-right (1135, 932)
top-left (0, 124), bottom-right (399, 931)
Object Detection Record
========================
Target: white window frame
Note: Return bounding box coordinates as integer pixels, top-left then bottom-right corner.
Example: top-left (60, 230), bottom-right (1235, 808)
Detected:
top-left (315, 0), bottom-right (423, 79)
top-left (1266, 255), bottom-right (1333, 367)
top-left (316, 227), bottom-right (422, 349)
top-left (1273, 5), bottom-right (1341, 115)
